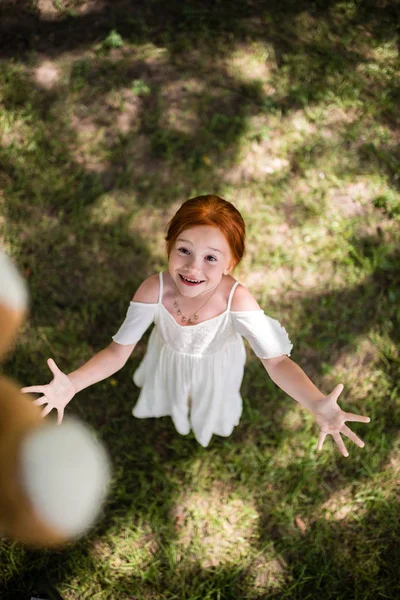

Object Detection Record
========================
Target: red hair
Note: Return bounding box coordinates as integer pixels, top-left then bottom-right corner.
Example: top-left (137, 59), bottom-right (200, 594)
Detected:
top-left (165, 195), bottom-right (246, 267)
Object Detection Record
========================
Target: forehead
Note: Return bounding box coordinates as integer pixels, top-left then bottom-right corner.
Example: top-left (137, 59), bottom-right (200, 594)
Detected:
top-left (177, 225), bottom-right (231, 253)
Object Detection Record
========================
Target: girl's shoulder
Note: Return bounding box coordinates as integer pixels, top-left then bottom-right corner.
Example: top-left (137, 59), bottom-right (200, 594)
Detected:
top-left (230, 280), bottom-right (261, 312)
top-left (131, 274), bottom-right (160, 304)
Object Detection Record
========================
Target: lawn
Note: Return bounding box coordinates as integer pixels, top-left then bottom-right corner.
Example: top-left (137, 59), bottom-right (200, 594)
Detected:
top-left (0, 0), bottom-right (399, 598)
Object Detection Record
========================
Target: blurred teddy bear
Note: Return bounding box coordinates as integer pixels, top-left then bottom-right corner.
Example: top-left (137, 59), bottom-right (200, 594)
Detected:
top-left (0, 250), bottom-right (110, 547)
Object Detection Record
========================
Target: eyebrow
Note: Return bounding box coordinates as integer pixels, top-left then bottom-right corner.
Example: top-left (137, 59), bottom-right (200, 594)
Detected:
top-left (177, 238), bottom-right (223, 254)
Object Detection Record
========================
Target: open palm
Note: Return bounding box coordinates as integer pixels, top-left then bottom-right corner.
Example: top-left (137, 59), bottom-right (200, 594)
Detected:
top-left (21, 358), bottom-right (75, 424)
top-left (313, 384), bottom-right (370, 457)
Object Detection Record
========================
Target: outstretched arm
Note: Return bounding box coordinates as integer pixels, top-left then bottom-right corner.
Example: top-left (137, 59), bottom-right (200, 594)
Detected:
top-left (262, 355), bottom-right (370, 457)
top-left (22, 341), bottom-right (135, 424)
top-left (22, 273), bottom-right (161, 423)
top-left (67, 341), bottom-right (135, 393)
top-left (229, 282), bottom-right (370, 456)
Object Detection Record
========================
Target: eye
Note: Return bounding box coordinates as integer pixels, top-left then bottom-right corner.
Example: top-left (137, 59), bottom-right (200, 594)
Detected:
top-left (178, 247), bottom-right (190, 255)
top-left (205, 255), bottom-right (217, 262)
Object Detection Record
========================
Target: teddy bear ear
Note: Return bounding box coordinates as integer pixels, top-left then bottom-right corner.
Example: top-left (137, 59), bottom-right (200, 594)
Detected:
top-left (0, 251), bottom-right (28, 360)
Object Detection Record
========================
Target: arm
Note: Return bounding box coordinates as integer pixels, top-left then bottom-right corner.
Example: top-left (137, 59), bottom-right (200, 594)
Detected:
top-left (22, 274), bottom-right (160, 423)
top-left (69, 273), bottom-right (160, 393)
top-left (22, 341), bottom-right (136, 424)
top-left (68, 341), bottom-right (135, 393)
top-left (231, 283), bottom-right (370, 456)
top-left (262, 355), bottom-right (370, 457)
top-left (262, 355), bottom-right (324, 411)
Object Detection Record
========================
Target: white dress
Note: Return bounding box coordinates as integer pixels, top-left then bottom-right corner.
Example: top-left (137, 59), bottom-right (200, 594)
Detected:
top-left (112, 272), bottom-right (293, 447)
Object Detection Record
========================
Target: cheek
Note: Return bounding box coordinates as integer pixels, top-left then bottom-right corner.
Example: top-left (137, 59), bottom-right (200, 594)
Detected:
top-left (206, 262), bottom-right (223, 274)
top-left (169, 252), bottom-right (184, 268)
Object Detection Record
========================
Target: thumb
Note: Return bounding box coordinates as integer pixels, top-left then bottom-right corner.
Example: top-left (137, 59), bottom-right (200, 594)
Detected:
top-left (57, 406), bottom-right (65, 425)
top-left (329, 383), bottom-right (344, 404)
top-left (47, 358), bottom-right (61, 376)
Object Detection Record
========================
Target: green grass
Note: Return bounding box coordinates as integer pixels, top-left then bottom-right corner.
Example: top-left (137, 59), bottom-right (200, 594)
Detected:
top-left (1, 0), bottom-right (400, 598)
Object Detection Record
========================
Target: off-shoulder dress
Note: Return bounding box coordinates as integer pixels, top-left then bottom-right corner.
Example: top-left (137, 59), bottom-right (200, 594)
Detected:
top-left (113, 272), bottom-right (292, 447)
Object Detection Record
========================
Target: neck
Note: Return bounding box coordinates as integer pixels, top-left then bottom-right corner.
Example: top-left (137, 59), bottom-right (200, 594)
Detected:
top-left (175, 281), bottom-right (220, 300)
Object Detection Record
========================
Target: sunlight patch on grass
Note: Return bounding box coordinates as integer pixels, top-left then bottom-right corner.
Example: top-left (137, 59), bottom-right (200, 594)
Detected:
top-left (371, 39), bottom-right (398, 61)
top-left (368, 329), bottom-right (399, 366)
top-left (248, 552), bottom-right (287, 594)
top-left (89, 192), bottom-right (134, 225)
top-left (223, 116), bottom-right (286, 186)
top-left (385, 443), bottom-right (400, 475)
top-left (37, 0), bottom-right (62, 20)
top-left (127, 42), bottom-right (169, 63)
top-left (288, 110), bottom-right (318, 137)
top-left (318, 477), bottom-right (396, 531)
top-left (128, 205), bottom-right (172, 258)
top-left (170, 482), bottom-right (259, 568)
top-left (0, 112), bottom-right (33, 152)
top-left (159, 79), bottom-right (204, 136)
top-left (281, 407), bottom-right (304, 433)
top-left (230, 148), bottom-right (289, 183)
top-left (72, 0), bottom-right (107, 17)
top-left (227, 41), bottom-right (274, 85)
top-left (33, 59), bottom-right (61, 90)
top-left (327, 180), bottom-right (378, 218)
top-left (69, 109), bottom-right (108, 171)
top-left (104, 87), bottom-right (142, 135)
top-left (330, 336), bottom-right (382, 393)
top-left (92, 522), bottom-right (158, 574)
top-left (319, 485), bottom-right (362, 522)
top-left (356, 56), bottom-right (399, 89)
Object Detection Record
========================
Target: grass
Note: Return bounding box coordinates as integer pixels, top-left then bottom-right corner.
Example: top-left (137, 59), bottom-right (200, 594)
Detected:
top-left (1, 0), bottom-right (400, 598)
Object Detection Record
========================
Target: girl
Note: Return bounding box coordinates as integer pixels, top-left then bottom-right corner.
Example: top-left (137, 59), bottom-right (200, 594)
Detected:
top-left (22, 195), bottom-right (370, 456)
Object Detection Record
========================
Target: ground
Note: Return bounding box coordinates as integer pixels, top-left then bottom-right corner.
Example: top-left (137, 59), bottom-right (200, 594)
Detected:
top-left (0, 1), bottom-right (400, 598)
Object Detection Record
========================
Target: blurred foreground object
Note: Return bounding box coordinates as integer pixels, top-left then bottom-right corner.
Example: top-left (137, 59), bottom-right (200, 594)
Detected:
top-left (0, 249), bottom-right (111, 546)
top-left (0, 250), bottom-right (28, 360)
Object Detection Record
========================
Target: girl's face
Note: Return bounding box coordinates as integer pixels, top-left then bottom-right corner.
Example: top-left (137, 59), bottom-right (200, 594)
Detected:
top-left (168, 225), bottom-right (234, 297)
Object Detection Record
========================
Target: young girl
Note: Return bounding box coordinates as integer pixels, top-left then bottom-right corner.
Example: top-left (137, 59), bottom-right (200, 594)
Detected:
top-left (22, 195), bottom-right (370, 456)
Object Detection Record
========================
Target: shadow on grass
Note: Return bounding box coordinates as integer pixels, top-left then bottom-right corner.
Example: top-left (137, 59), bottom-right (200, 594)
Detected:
top-left (1, 0), bottom-right (399, 219)
top-left (255, 490), bottom-right (400, 599)
top-left (0, 0), bottom-right (399, 58)
top-left (1, 1), bottom-right (399, 598)
top-left (3, 494), bottom-right (399, 599)
top-left (1, 237), bottom-right (399, 599)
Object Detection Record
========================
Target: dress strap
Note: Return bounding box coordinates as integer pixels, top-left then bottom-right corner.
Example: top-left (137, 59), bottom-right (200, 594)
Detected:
top-left (158, 272), bottom-right (164, 304)
top-left (227, 280), bottom-right (240, 311)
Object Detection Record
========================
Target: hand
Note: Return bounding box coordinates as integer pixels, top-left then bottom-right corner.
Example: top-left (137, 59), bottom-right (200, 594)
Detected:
top-left (312, 384), bottom-right (370, 457)
top-left (21, 358), bottom-right (76, 424)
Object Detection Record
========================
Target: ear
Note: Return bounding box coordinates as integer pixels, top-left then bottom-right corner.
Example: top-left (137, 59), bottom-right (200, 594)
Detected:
top-left (223, 260), bottom-right (234, 275)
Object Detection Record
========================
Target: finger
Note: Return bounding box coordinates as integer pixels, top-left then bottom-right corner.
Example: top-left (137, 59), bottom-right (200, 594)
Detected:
top-left (33, 396), bottom-right (48, 407)
top-left (57, 407), bottom-right (64, 425)
top-left (21, 385), bottom-right (46, 394)
top-left (317, 431), bottom-right (327, 451)
top-left (329, 383), bottom-right (344, 404)
top-left (332, 432), bottom-right (349, 458)
top-left (341, 424), bottom-right (365, 448)
top-left (344, 412), bottom-right (370, 424)
top-left (41, 404), bottom-right (54, 418)
top-left (47, 358), bottom-right (61, 376)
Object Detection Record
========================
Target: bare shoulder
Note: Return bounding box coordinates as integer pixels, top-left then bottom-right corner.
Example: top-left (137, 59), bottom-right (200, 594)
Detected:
top-left (132, 274), bottom-right (160, 303)
top-left (230, 282), bottom-right (262, 311)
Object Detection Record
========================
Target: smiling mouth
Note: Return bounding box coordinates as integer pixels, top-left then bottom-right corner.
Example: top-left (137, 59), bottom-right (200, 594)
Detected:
top-left (179, 274), bottom-right (205, 285)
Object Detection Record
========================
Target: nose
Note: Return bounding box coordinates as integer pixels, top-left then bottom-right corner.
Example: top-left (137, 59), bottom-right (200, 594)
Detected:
top-left (184, 253), bottom-right (202, 273)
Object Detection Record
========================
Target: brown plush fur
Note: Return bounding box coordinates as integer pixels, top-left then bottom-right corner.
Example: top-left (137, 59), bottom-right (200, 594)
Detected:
top-left (0, 376), bottom-right (67, 546)
top-left (0, 304), bottom-right (25, 361)
top-left (0, 294), bottom-right (68, 546)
